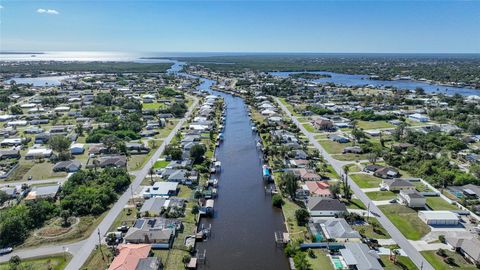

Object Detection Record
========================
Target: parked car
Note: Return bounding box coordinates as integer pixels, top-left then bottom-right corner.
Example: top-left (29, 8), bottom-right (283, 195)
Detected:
top-left (0, 247), bottom-right (13, 255)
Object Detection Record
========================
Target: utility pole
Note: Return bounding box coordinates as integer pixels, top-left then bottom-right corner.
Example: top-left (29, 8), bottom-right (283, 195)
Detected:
top-left (98, 228), bottom-right (105, 261)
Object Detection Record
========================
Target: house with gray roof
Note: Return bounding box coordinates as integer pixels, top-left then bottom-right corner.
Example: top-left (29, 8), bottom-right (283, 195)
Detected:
top-left (381, 178), bottom-right (415, 192)
top-left (140, 197), bottom-right (168, 216)
top-left (306, 197), bottom-right (347, 217)
top-left (398, 190), bottom-right (426, 208)
top-left (339, 243), bottom-right (382, 270)
top-left (310, 218), bottom-right (361, 242)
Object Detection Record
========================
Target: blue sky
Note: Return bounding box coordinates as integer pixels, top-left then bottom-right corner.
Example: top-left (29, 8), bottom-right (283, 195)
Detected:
top-left (0, 0), bottom-right (479, 53)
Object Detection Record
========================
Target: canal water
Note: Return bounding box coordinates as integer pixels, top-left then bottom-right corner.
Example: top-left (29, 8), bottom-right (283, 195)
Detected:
top-left (171, 61), bottom-right (289, 269)
top-left (270, 71), bottom-right (479, 96)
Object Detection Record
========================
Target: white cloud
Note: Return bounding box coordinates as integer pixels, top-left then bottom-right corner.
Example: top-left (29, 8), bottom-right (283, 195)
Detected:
top-left (37, 8), bottom-right (59, 15)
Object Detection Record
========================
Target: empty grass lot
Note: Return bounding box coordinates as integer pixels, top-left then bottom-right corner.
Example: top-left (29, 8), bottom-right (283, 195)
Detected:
top-left (318, 140), bottom-right (352, 155)
top-left (357, 120), bottom-right (394, 130)
top-left (366, 191), bottom-right (397, 201)
top-left (0, 255), bottom-right (71, 270)
top-left (307, 250), bottom-right (335, 270)
top-left (353, 218), bottom-right (391, 239)
top-left (379, 204), bottom-right (430, 240)
top-left (350, 173), bottom-right (382, 188)
top-left (380, 255), bottom-right (418, 270)
top-left (426, 197), bottom-right (458, 211)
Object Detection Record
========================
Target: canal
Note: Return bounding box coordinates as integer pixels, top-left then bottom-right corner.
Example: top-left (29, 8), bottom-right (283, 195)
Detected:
top-left (177, 65), bottom-right (289, 269)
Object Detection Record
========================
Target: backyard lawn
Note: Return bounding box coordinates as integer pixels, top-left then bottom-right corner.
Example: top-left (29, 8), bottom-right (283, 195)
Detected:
top-left (307, 250), bottom-right (334, 270)
top-left (343, 198), bottom-right (366, 210)
top-left (366, 191), bottom-right (397, 201)
top-left (22, 161), bottom-right (68, 180)
top-left (81, 245), bottom-right (114, 270)
top-left (379, 204), bottom-right (430, 240)
top-left (0, 255), bottom-right (71, 270)
top-left (350, 173), bottom-right (382, 188)
top-left (426, 197), bottom-right (458, 211)
top-left (142, 102), bottom-right (166, 110)
top-left (302, 123), bottom-right (317, 133)
top-left (153, 159), bottom-right (169, 169)
top-left (353, 218), bottom-right (391, 239)
top-left (421, 250), bottom-right (478, 270)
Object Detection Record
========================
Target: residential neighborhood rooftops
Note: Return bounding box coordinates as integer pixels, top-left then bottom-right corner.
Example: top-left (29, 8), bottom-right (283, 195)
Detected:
top-left (108, 244), bottom-right (151, 270)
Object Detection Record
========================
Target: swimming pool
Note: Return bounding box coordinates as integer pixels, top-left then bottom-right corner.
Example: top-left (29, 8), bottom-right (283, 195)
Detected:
top-left (330, 256), bottom-right (347, 270)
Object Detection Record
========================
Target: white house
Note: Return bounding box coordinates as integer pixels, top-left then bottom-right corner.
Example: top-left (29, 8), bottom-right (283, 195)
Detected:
top-left (25, 148), bottom-right (53, 159)
top-left (142, 182), bottom-right (179, 198)
top-left (398, 190), bottom-right (426, 208)
top-left (418, 211), bottom-right (459, 226)
top-left (408, 113), bottom-right (429, 122)
top-left (70, 143), bottom-right (85, 155)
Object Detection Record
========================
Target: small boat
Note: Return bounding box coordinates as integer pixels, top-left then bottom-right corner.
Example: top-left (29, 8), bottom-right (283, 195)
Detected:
top-left (214, 161), bottom-right (221, 168)
top-left (251, 126), bottom-right (257, 132)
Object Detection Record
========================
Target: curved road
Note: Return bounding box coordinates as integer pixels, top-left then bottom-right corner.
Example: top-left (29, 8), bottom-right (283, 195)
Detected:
top-left (274, 97), bottom-right (434, 270)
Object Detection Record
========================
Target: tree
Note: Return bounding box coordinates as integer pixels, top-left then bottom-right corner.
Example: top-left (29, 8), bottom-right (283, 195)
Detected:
top-left (48, 135), bottom-right (71, 161)
top-left (9, 105), bottom-right (23, 115)
top-left (272, 194), bottom-right (284, 208)
top-left (293, 252), bottom-right (312, 270)
top-left (190, 144), bottom-right (206, 164)
top-left (75, 123), bottom-right (84, 136)
top-left (470, 164), bottom-right (480, 179)
top-left (329, 183), bottom-right (340, 199)
top-left (295, 209), bottom-right (310, 226)
top-left (342, 167), bottom-right (352, 200)
top-left (60, 210), bottom-right (71, 227)
top-left (0, 190), bottom-right (9, 204)
top-left (101, 135), bottom-right (121, 154)
top-left (281, 172), bottom-right (299, 200)
top-left (149, 167), bottom-right (155, 185)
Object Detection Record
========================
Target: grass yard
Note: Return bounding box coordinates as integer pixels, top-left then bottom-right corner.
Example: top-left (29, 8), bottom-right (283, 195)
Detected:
top-left (332, 153), bottom-right (370, 161)
top-left (278, 98), bottom-right (301, 117)
top-left (282, 199), bottom-right (309, 241)
top-left (153, 159), bottom-right (169, 169)
top-left (302, 123), bottom-right (317, 133)
top-left (22, 161), bottom-right (68, 180)
top-left (344, 164), bottom-right (361, 173)
top-left (380, 255), bottom-right (418, 270)
top-left (353, 218), bottom-right (391, 239)
top-left (350, 173), bottom-right (382, 188)
top-left (426, 197), bottom-right (458, 211)
top-left (366, 191), bottom-right (397, 201)
top-left (108, 206), bottom-right (137, 232)
top-left (318, 140), bottom-right (352, 155)
top-left (379, 204), bottom-right (430, 240)
top-left (307, 250), bottom-right (335, 270)
top-left (357, 120), bottom-right (394, 130)
top-left (142, 102), bottom-right (166, 110)
top-left (0, 254), bottom-right (71, 270)
top-left (324, 164), bottom-right (340, 179)
top-left (421, 250), bottom-right (478, 270)
top-left (81, 245), bottom-right (114, 270)
top-left (5, 162), bottom-right (34, 181)
top-left (343, 198), bottom-right (366, 210)
top-left (152, 249), bottom-right (189, 270)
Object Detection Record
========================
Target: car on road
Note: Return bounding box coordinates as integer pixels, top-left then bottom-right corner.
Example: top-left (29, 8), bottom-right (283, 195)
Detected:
top-left (389, 199), bottom-right (397, 203)
top-left (0, 247), bottom-right (13, 255)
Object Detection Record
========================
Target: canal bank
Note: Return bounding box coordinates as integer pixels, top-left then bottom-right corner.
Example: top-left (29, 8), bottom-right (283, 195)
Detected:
top-left (191, 74), bottom-right (290, 270)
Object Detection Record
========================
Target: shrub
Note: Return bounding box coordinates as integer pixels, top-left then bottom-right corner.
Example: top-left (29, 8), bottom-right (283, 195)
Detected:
top-left (295, 209), bottom-right (310, 226)
top-left (272, 194), bottom-right (285, 208)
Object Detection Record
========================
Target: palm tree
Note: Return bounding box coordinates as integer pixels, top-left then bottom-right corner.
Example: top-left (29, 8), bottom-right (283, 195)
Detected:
top-left (342, 166), bottom-right (351, 201)
top-left (149, 167), bottom-right (155, 185)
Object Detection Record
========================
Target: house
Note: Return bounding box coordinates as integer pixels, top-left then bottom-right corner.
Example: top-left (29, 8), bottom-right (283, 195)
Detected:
top-left (339, 243), bottom-right (383, 270)
top-left (312, 117), bottom-right (334, 131)
top-left (124, 218), bottom-right (178, 248)
top-left (329, 135), bottom-right (350, 143)
top-left (293, 169), bottom-right (322, 181)
top-left (1, 138), bottom-right (26, 146)
top-left (108, 244), bottom-right (152, 270)
top-left (25, 185), bottom-right (60, 201)
top-left (35, 133), bottom-right (51, 144)
top-left (288, 159), bottom-right (309, 168)
top-left (0, 150), bottom-right (20, 160)
top-left (140, 197), bottom-right (168, 216)
top-left (363, 164), bottom-right (384, 173)
top-left (408, 113), bottom-right (429, 122)
top-left (52, 160), bottom-right (82, 172)
top-left (310, 218), bottom-right (361, 242)
top-left (126, 143), bottom-right (150, 154)
top-left (302, 181), bottom-right (332, 198)
top-left (445, 237), bottom-right (480, 265)
top-left (25, 148), bottom-right (53, 159)
top-left (418, 211), bottom-right (460, 226)
top-left (342, 146), bottom-right (363, 154)
top-left (306, 197), bottom-right (347, 217)
top-left (142, 182), bottom-right (179, 198)
top-left (70, 143), bottom-right (85, 155)
top-left (93, 155), bottom-right (127, 168)
top-left (398, 190), bottom-right (426, 208)
top-left (381, 178), bottom-right (414, 192)
top-left (374, 167), bottom-right (400, 179)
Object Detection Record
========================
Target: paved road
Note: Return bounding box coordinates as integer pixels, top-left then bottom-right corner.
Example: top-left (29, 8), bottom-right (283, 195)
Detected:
top-left (0, 177), bottom-right (68, 188)
top-left (0, 96), bottom-right (199, 269)
top-left (275, 97), bottom-right (434, 270)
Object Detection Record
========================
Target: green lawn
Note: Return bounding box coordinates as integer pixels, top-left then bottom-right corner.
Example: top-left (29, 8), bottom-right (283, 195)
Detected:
top-left (107, 207), bottom-right (137, 232)
top-left (350, 173), bottom-right (382, 188)
top-left (332, 153), bottom-right (370, 161)
top-left (153, 159), bottom-right (169, 169)
top-left (319, 140), bottom-right (352, 155)
top-left (278, 98), bottom-right (301, 117)
top-left (302, 123), bottom-right (316, 133)
top-left (380, 255), bottom-right (418, 270)
top-left (366, 191), bottom-right (396, 201)
top-left (421, 250), bottom-right (478, 270)
top-left (343, 198), bottom-right (366, 210)
top-left (282, 199), bottom-right (308, 241)
top-left (357, 120), bottom-right (394, 130)
top-left (353, 218), bottom-right (391, 239)
top-left (307, 250), bottom-right (334, 270)
top-left (81, 245), bottom-right (114, 270)
top-left (142, 102), bottom-right (166, 110)
top-left (426, 197), bottom-right (458, 211)
top-left (22, 161), bottom-right (68, 180)
top-left (379, 204), bottom-right (430, 240)
top-left (0, 255), bottom-right (71, 270)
